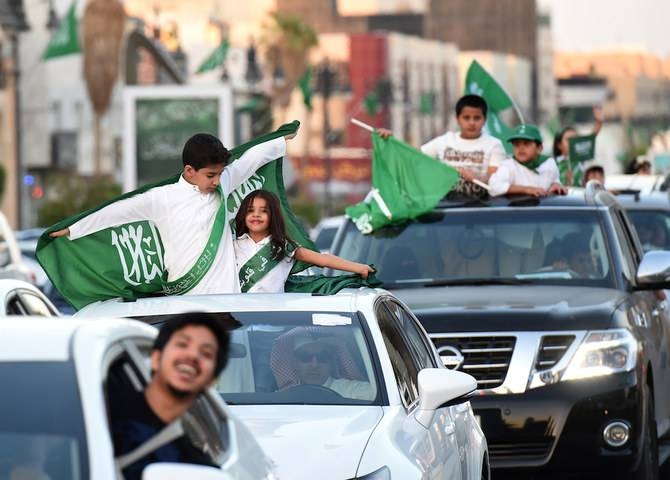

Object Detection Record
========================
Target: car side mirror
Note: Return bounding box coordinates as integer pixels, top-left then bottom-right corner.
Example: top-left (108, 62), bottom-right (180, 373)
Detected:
top-left (142, 463), bottom-right (234, 480)
top-left (636, 250), bottom-right (670, 289)
top-left (415, 368), bottom-right (477, 428)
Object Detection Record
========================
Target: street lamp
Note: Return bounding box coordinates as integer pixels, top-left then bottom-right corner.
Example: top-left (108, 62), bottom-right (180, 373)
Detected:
top-left (318, 59), bottom-right (336, 216)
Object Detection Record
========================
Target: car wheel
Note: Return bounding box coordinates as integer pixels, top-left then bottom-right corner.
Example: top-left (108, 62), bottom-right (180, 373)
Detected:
top-left (627, 384), bottom-right (658, 480)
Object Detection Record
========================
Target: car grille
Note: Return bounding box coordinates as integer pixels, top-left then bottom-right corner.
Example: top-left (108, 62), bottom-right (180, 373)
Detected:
top-left (535, 335), bottom-right (575, 371)
top-left (489, 440), bottom-right (553, 461)
top-left (433, 336), bottom-right (516, 388)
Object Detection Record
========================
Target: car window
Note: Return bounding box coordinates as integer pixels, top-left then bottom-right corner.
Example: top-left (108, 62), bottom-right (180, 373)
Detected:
top-left (385, 300), bottom-right (438, 369)
top-left (376, 301), bottom-right (422, 408)
top-left (336, 209), bottom-right (614, 287)
top-left (211, 311), bottom-right (380, 406)
top-left (626, 209), bottom-right (670, 253)
top-left (314, 226), bottom-right (338, 251)
top-left (0, 361), bottom-right (89, 479)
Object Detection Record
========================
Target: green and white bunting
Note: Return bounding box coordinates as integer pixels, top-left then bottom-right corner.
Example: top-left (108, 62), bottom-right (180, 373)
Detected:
top-left (42, 2), bottom-right (81, 60)
top-left (346, 133), bottom-right (459, 234)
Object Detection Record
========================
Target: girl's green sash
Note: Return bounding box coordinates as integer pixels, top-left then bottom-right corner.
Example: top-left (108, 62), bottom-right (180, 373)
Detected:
top-left (238, 242), bottom-right (283, 292)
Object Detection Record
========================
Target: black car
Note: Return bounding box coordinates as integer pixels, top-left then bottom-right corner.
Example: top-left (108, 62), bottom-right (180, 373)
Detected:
top-left (329, 184), bottom-right (670, 479)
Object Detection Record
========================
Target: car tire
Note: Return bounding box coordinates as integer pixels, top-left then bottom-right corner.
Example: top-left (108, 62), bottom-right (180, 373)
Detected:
top-left (627, 384), bottom-right (659, 480)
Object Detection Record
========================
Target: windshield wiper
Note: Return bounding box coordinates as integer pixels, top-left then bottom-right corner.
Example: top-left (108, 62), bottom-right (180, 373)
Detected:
top-left (424, 278), bottom-right (533, 287)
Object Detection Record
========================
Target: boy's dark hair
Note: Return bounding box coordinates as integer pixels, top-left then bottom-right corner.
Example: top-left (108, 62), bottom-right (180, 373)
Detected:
top-left (153, 312), bottom-right (232, 376)
top-left (584, 165), bottom-right (604, 178)
top-left (182, 133), bottom-right (232, 170)
top-left (455, 94), bottom-right (488, 117)
top-left (234, 189), bottom-right (294, 260)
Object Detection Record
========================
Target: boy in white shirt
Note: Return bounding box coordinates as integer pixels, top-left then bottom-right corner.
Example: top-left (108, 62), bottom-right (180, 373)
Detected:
top-left (489, 124), bottom-right (567, 197)
top-left (378, 94), bottom-right (506, 197)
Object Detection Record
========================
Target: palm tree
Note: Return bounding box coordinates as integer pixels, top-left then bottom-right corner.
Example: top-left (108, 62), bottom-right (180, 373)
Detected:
top-left (261, 12), bottom-right (318, 108)
top-left (82, 0), bottom-right (126, 175)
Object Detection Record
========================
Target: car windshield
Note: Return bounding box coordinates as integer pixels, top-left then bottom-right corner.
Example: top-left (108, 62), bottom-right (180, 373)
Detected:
top-left (0, 362), bottom-right (89, 479)
top-left (625, 210), bottom-right (670, 253)
top-left (335, 209), bottom-right (615, 288)
top-left (314, 226), bottom-right (338, 251)
top-left (136, 311), bottom-right (381, 406)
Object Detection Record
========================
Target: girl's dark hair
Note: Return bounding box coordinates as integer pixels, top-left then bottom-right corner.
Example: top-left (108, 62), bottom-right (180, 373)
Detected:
top-left (234, 189), bottom-right (294, 260)
top-left (552, 126), bottom-right (576, 157)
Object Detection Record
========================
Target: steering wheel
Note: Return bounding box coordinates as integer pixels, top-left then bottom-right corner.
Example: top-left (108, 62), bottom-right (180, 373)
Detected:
top-left (281, 383), bottom-right (343, 399)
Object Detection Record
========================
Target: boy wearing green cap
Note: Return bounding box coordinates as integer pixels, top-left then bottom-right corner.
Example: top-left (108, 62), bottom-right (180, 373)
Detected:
top-left (488, 124), bottom-right (567, 197)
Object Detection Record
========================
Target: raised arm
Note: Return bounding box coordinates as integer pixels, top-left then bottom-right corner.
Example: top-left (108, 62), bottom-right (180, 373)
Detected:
top-left (591, 106), bottom-right (604, 136)
top-left (295, 248), bottom-right (373, 279)
top-left (221, 132), bottom-right (296, 194)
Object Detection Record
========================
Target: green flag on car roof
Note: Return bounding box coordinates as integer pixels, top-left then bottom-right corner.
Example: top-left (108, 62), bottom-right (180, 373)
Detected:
top-left (35, 122), bottom-right (316, 310)
top-left (346, 133), bottom-right (459, 234)
top-left (464, 60), bottom-right (523, 155)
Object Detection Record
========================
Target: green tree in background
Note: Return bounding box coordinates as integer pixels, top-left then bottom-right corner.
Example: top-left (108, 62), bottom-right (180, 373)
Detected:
top-left (38, 174), bottom-right (122, 226)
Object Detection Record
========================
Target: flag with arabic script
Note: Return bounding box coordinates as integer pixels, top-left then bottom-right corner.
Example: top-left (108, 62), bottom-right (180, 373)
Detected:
top-left (36, 122), bottom-right (316, 310)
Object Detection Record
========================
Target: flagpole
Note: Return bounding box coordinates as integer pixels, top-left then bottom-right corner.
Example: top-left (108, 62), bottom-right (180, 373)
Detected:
top-left (350, 118), bottom-right (490, 191)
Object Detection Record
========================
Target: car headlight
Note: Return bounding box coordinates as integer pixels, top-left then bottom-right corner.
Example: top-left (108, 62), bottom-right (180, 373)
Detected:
top-left (562, 329), bottom-right (638, 381)
top-left (350, 466), bottom-right (391, 480)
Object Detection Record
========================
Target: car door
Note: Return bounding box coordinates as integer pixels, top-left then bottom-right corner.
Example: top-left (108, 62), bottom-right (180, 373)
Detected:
top-left (376, 298), bottom-right (464, 479)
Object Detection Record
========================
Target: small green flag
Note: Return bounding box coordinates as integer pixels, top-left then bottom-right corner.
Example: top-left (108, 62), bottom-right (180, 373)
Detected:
top-left (196, 38), bottom-right (230, 74)
top-left (363, 90), bottom-right (380, 116)
top-left (42, 2), bottom-right (81, 60)
top-left (419, 92), bottom-right (434, 115)
top-left (346, 133), bottom-right (459, 234)
top-left (568, 134), bottom-right (597, 164)
top-left (464, 60), bottom-right (521, 154)
top-left (299, 67), bottom-right (313, 111)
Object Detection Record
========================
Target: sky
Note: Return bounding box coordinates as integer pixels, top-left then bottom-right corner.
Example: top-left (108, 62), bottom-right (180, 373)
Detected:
top-left (539, 0), bottom-right (670, 57)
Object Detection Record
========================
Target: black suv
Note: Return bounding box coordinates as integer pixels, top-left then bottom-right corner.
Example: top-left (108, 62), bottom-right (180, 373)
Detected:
top-left (329, 185), bottom-right (670, 479)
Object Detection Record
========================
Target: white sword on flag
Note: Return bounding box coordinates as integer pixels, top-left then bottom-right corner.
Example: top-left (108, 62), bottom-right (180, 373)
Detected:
top-left (350, 118), bottom-right (490, 191)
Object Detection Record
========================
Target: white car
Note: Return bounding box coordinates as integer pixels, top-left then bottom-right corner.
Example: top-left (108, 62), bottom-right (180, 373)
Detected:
top-left (77, 289), bottom-right (490, 480)
top-left (0, 278), bottom-right (59, 316)
top-left (0, 316), bottom-right (276, 480)
top-left (310, 215), bottom-right (345, 253)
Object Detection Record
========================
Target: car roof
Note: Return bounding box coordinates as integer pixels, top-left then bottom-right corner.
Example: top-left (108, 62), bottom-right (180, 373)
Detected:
top-left (613, 191), bottom-right (670, 210)
top-left (0, 317), bottom-right (156, 362)
top-left (76, 289), bottom-right (385, 319)
top-left (605, 174), bottom-right (667, 193)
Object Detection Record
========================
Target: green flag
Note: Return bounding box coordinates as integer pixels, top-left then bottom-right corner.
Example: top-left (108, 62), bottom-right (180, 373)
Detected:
top-left (36, 122), bottom-right (317, 310)
top-left (299, 67), bottom-right (313, 111)
top-left (419, 92), bottom-right (434, 115)
top-left (42, 2), bottom-right (81, 60)
top-left (568, 134), bottom-right (597, 164)
top-left (363, 90), bottom-right (380, 116)
top-left (464, 60), bottom-right (521, 154)
top-left (196, 38), bottom-right (230, 74)
top-left (345, 133), bottom-right (459, 234)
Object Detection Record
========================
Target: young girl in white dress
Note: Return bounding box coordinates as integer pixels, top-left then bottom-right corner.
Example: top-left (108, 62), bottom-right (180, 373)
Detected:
top-left (233, 190), bottom-right (373, 293)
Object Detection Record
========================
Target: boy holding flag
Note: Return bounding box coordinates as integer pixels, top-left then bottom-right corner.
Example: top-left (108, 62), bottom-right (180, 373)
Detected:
top-left (46, 126), bottom-right (298, 298)
top-left (488, 124), bottom-right (567, 197)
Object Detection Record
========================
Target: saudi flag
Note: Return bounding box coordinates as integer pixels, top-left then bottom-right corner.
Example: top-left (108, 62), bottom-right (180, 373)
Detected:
top-left (346, 133), bottom-right (459, 234)
top-left (42, 2), bottom-right (81, 60)
top-left (464, 60), bottom-right (523, 154)
top-left (299, 67), bottom-right (313, 111)
top-left (564, 133), bottom-right (597, 186)
top-left (36, 122), bottom-right (319, 310)
top-left (196, 38), bottom-right (230, 74)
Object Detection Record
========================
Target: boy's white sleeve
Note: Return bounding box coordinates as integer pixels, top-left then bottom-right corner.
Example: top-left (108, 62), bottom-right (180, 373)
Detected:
top-left (537, 158), bottom-right (561, 190)
top-left (220, 137), bottom-right (286, 194)
top-left (419, 136), bottom-right (443, 158)
top-left (488, 162), bottom-right (513, 196)
top-left (68, 190), bottom-right (157, 240)
top-left (487, 139), bottom-right (507, 168)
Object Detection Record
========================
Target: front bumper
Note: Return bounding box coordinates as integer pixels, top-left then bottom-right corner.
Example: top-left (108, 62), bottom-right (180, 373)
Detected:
top-left (472, 370), bottom-right (645, 476)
